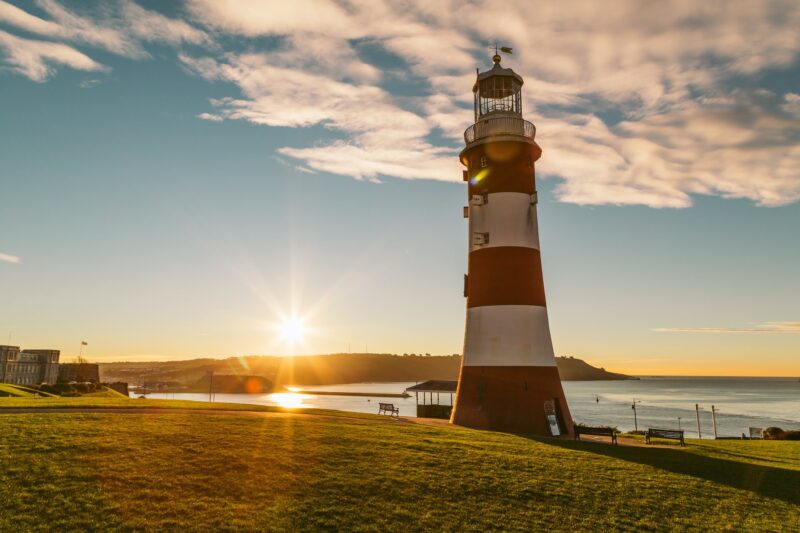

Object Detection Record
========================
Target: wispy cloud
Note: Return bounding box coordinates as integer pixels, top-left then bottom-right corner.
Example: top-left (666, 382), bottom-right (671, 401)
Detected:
top-left (0, 252), bottom-right (20, 264)
top-left (196, 112), bottom-right (222, 122)
top-left (655, 322), bottom-right (800, 334)
top-left (0, 0), bottom-right (210, 80)
top-left (79, 77), bottom-right (102, 88)
top-left (0, 28), bottom-right (105, 81)
top-left (180, 51), bottom-right (459, 181)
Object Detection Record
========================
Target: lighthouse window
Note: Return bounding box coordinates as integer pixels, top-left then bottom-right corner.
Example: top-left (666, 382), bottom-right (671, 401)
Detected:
top-left (480, 156), bottom-right (487, 168)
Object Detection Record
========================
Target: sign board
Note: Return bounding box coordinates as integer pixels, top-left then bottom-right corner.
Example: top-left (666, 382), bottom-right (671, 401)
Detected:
top-left (547, 414), bottom-right (561, 436)
top-left (543, 400), bottom-right (561, 436)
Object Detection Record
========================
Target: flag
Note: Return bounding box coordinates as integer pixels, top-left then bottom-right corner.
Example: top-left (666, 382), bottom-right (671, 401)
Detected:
top-left (500, 46), bottom-right (513, 54)
top-left (81, 341), bottom-right (88, 346)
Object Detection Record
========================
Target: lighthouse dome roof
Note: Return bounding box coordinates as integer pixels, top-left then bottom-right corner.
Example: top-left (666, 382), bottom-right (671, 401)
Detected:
top-left (474, 59), bottom-right (523, 89)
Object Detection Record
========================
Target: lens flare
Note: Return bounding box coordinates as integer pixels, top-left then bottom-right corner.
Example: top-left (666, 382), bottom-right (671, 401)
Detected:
top-left (470, 168), bottom-right (490, 185)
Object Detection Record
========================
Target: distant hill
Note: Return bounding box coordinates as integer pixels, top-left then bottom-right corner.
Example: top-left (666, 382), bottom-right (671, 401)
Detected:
top-left (556, 356), bottom-right (630, 380)
top-left (187, 374), bottom-right (274, 394)
top-left (100, 353), bottom-right (629, 387)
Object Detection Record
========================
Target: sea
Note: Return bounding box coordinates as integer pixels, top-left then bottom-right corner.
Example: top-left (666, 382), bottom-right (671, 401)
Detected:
top-left (147, 377), bottom-right (800, 438)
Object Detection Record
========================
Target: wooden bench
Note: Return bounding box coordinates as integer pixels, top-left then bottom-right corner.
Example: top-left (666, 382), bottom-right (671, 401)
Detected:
top-left (574, 425), bottom-right (618, 445)
top-left (646, 428), bottom-right (685, 446)
top-left (378, 402), bottom-right (399, 418)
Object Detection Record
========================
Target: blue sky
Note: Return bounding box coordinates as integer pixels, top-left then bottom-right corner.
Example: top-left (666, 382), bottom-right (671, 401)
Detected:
top-left (1, 0), bottom-right (799, 375)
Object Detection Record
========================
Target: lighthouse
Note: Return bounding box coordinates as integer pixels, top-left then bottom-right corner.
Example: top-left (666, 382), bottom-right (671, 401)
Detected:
top-left (450, 53), bottom-right (573, 436)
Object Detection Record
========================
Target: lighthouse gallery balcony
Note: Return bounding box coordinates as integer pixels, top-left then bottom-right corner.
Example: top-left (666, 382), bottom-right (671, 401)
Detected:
top-left (463, 115), bottom-right (536, 146)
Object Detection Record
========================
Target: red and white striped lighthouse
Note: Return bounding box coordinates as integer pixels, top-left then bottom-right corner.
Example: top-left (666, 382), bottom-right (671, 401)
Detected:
top-left (450, 53), bottom-right (573, 436)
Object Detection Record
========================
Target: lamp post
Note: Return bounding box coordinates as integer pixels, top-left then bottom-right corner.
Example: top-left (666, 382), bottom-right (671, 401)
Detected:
top-left (678, 417), bottom-right (682, 430)
top-left (631, 398), bottom-right (642, 432)
top-left (695, 403), bottom-right (702, 439)
top-left (711, 405), bottom-right (718, 439)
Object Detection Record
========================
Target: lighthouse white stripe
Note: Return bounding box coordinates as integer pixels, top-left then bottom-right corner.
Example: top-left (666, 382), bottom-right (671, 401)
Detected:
top-left (469, 192), bottom-right (539, 252)
top-left (462, 305), bottom-right (557, 367)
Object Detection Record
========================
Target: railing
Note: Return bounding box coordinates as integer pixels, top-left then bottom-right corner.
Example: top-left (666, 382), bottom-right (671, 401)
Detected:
top-left (464, 116), bottom-right (535, 145)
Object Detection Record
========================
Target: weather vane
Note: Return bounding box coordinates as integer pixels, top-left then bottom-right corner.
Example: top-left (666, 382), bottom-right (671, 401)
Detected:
top-left (490, 42), bottom-right (513, 63)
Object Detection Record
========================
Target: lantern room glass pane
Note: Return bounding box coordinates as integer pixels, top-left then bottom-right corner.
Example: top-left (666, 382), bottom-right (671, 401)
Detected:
top-left (477, 76), bottom-right (521, 116)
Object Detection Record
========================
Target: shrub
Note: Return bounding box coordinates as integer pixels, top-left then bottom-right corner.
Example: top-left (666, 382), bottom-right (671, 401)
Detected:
top-left (575, 423), bottom-right (621, 433)
top-left (763, 427), bottom-right (786, 440)
top-left (783, 430), bottom-right (800, 441)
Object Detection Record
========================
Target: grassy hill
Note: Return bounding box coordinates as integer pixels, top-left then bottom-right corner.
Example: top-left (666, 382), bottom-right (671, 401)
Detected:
top-left (1, 400), bottom-right (797, 530)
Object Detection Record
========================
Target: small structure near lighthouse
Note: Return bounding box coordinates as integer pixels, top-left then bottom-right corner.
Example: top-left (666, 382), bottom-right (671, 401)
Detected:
top-left (450, 52), bottom-right (574, 436)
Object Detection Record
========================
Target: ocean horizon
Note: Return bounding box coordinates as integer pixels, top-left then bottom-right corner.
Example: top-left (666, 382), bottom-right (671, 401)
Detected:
top-left (148, 376), bottom-right (800, 438)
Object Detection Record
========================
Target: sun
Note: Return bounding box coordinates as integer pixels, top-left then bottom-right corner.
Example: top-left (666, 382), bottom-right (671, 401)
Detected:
top-left (278, 316), bottom-right (307, 344)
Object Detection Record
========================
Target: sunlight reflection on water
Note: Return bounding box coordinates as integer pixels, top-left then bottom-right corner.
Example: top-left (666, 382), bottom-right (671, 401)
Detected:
top-left (268, 392), bottom-right (307, 408)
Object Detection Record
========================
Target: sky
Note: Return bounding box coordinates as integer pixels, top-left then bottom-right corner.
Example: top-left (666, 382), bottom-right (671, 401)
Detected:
top-left (0, 0), bottom-right (799, 375)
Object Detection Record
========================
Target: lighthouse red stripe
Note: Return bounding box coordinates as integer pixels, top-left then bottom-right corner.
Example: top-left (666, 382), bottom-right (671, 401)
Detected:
top-left (463, 141), bottom-right (541, 196)
top-left (467, 247), bottom-right (546, 308)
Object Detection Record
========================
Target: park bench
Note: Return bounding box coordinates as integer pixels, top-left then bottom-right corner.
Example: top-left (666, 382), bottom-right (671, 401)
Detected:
top-left (646, 428), bottom-right (685, 446)
top-left (378, 402), bottom-right (400, 418)
top-left (574, 425), bottom-right (618, 445)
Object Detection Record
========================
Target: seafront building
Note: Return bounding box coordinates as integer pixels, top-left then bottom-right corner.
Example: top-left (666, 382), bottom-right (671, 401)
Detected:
top-left (0, 346), bottom-right (102, 386)
top-left (58, 363), bottom-right (100, 383)
top-left (0, 345), bottom-right (60, 385)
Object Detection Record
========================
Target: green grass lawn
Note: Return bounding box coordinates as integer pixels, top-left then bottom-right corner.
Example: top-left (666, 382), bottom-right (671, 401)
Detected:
top-left (1, 403), bottom-right (798, 531)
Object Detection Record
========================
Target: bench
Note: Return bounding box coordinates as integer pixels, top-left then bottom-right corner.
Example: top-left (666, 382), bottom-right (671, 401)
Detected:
top-left (646, 428), bottom-right (685, 446)
top-left (378, 402), bottom-right (399, 418)
top-left (574, 425), bottom-right (618, 445)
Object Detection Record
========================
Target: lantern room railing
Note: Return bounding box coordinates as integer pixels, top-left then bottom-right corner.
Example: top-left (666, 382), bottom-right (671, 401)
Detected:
top-left (464, 116), bottom-right (535, 145)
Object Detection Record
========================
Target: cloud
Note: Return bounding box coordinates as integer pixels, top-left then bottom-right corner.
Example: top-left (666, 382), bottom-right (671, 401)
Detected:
top-left (3, 1), bottom-right (799, 207)
top-left (180, 51), bottom-right (461, 181)
top-left (783, 93), bottom-right (800, 117)
top-left (78, 77), bottom-right (102, 88)
top-left (537, 91), bottom-right (800, 207)
top-left (655, 322), bottom-right (800, 334)
top-left (196, 112), bottom-right (223, 122)
top-left (0, 0), bottom-right (62, 35)
top-left (0, 0), bottom-right (210, 79)
top-left (3, 0), bottom-right (145, 58)
top-left (186, 0), bottom-right (357, 38)
top-left (0, 252), bottom-right (20, 263)
top-left (0, 28), bottom-right (105, 81)
top-left (181, 0), bottom-right (800, 207)
top-left (120, 1), bottom-right (210, 47)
